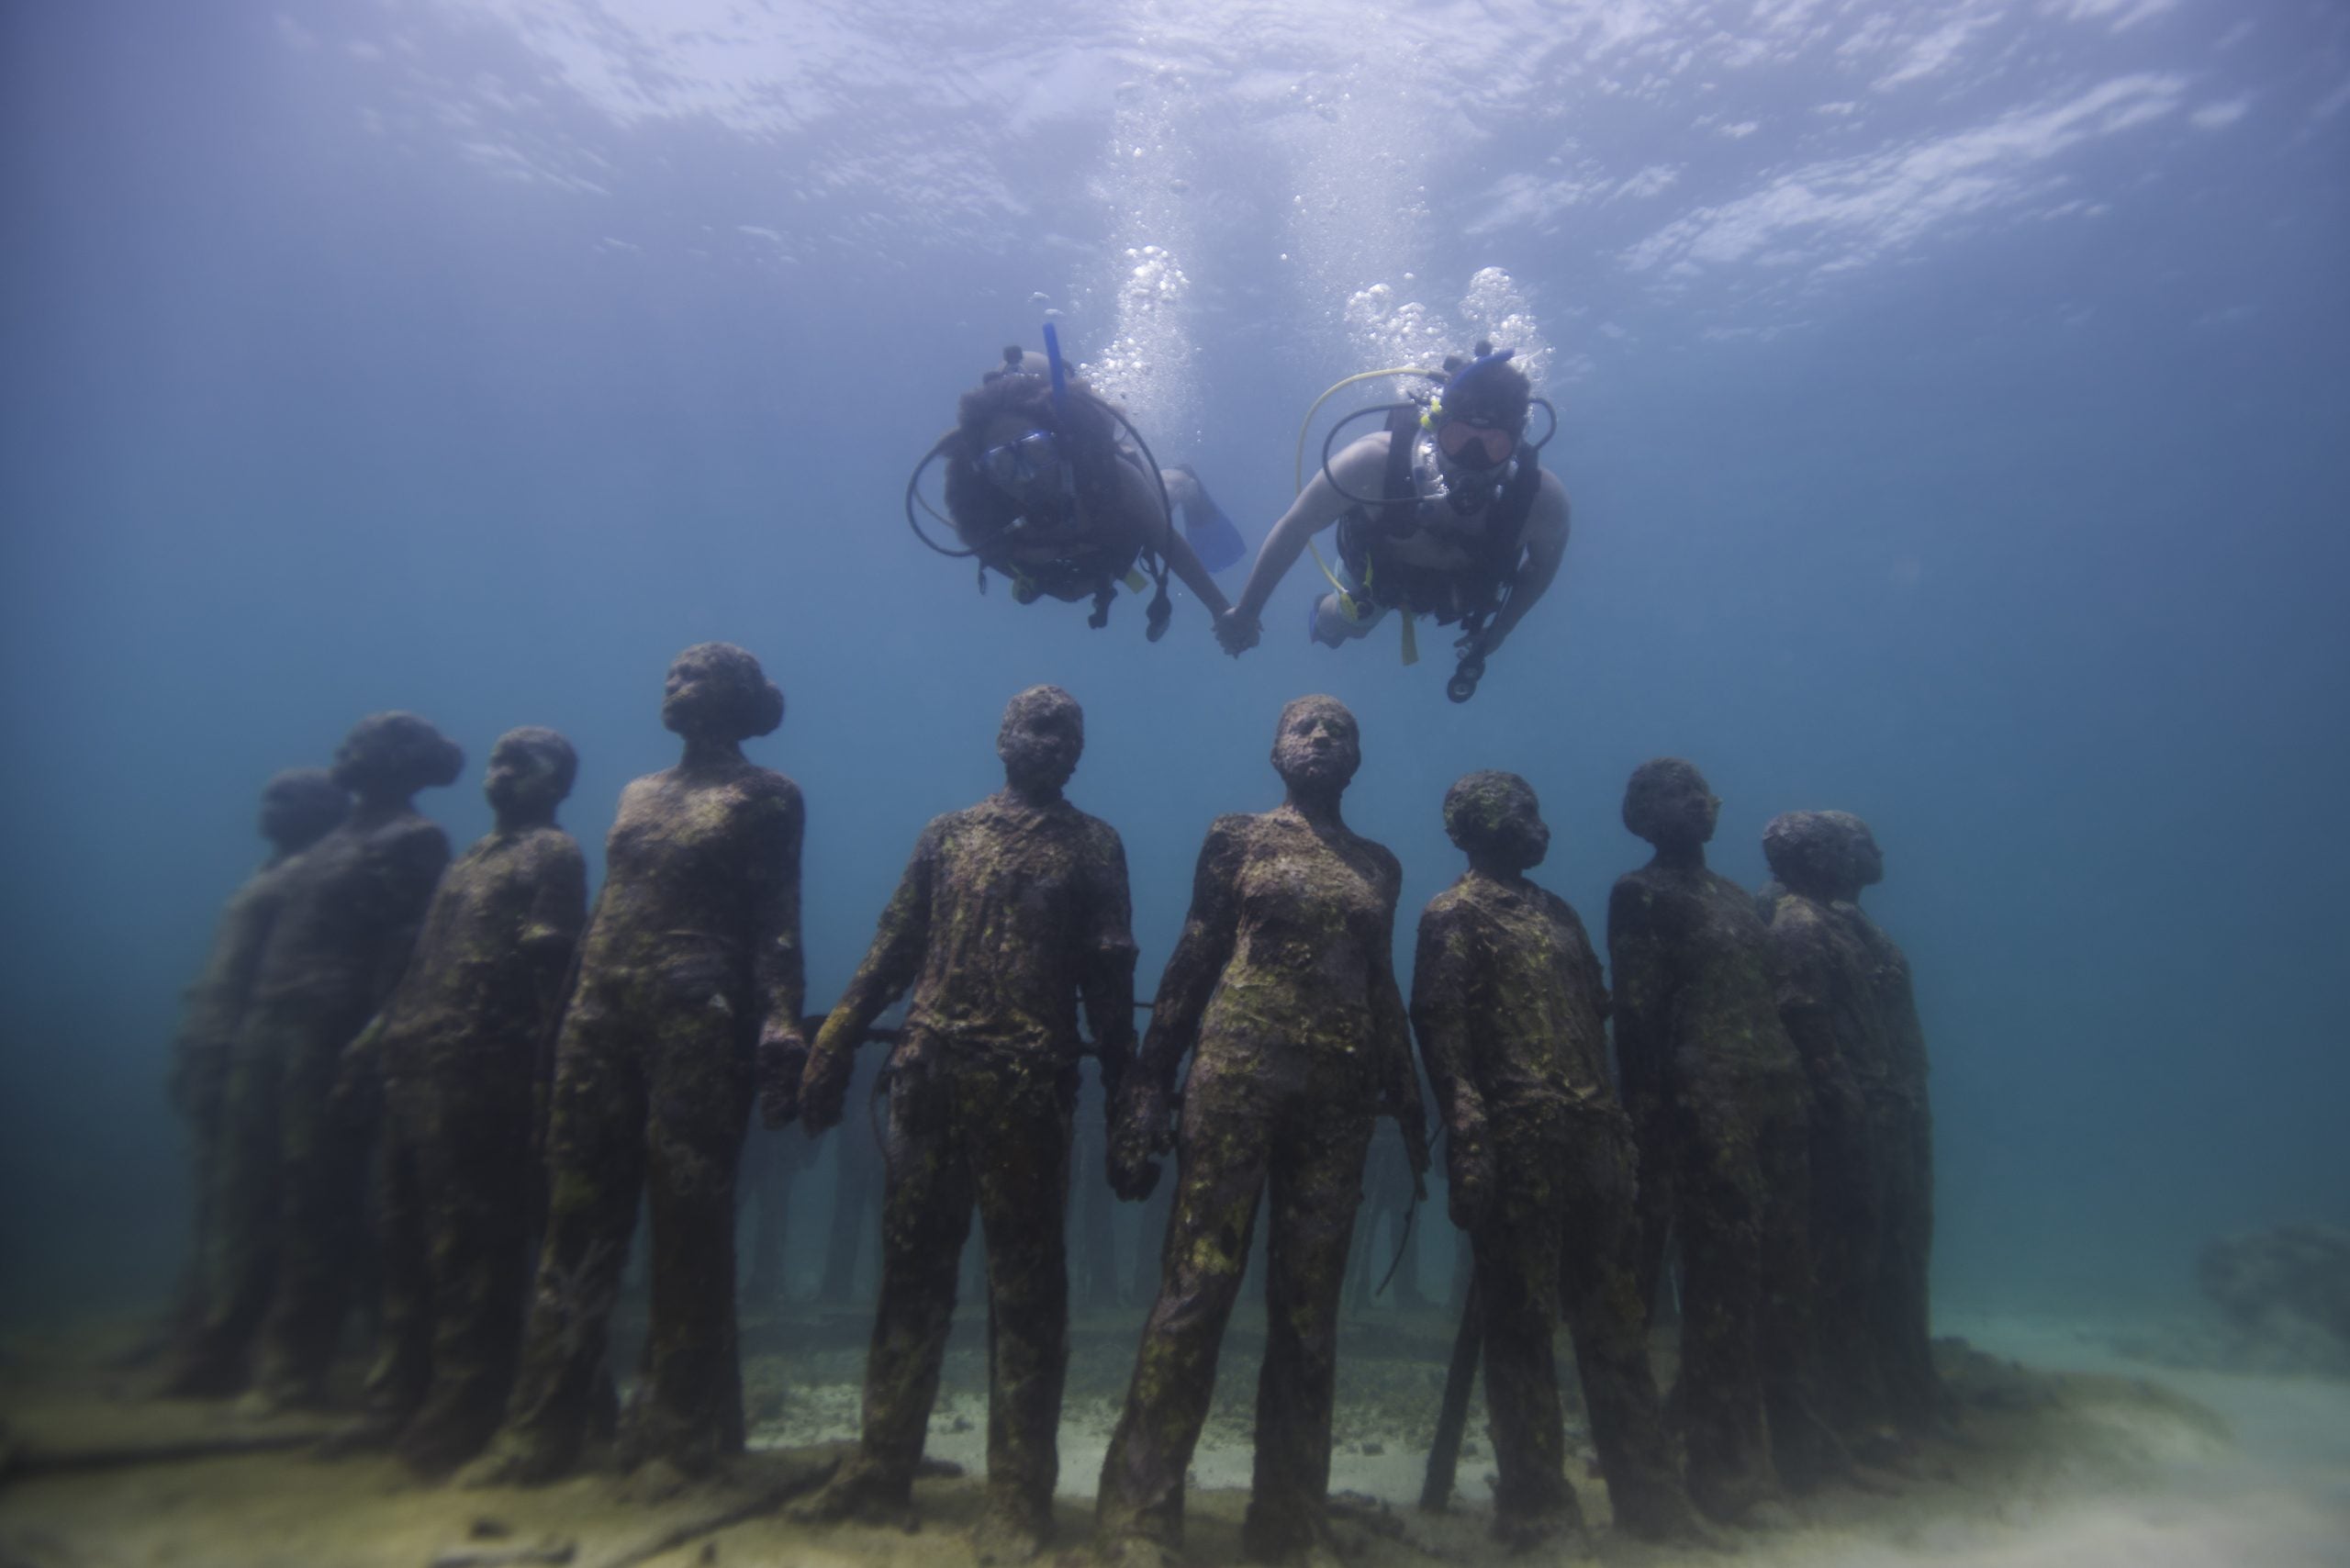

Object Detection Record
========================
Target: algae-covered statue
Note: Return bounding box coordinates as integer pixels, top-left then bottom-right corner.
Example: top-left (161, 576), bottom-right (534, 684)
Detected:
top-left (1096, 695), bottom-right (1427, 1568)
top-left (794, 685), bottom-right (1139, 1562)
top-left (169, 714), bottom-right (463, 1406)
top-left (1822, 813), bottom-right (1949, 1435)
top-left (1607, 758), bottom-right (1830, 1522)
top-left (1411, 772), bottom-right (1699, 1548)
top-left (165, 769), bottom-right (349, 1344)
top-left (464, 644), bottom-right (805, 1487)
top-left (1761, 810), bottom-right (1895, 1450)
top-left (338, 727), bottom-right (587, 1475)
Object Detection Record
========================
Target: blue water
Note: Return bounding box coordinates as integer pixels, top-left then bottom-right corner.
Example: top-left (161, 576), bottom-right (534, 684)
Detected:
top-left (2, 0), bottom-right (2345, 1330)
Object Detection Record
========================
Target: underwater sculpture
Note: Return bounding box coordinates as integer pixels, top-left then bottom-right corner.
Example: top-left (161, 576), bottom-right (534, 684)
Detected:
top-left (1097, 695), bottom-right (1427, 1568)
top-left (169, 714), bottom-right (463, 1406)
top-left (793, 685), bottom-right (1138, 1561)
top-left (1828, 814), bottom-right (1950, 1435)
top-left (336, 727), bottom-right (587, 1475)
top-left (464, 644), bottom-right (805, 1486)
top-left (164, 768), bottom-right (349, 1343)
top-left (1761, 810), bottom-right (1896, 1448)
top-left (1608, 757), bottom-right (1830, 1522)
top-left (1410, 772), bottom-right (1699, 1547)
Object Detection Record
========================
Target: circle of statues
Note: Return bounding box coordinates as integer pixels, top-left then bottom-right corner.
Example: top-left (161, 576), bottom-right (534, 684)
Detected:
top-left (158, 639), bottom-right (1948, 1565)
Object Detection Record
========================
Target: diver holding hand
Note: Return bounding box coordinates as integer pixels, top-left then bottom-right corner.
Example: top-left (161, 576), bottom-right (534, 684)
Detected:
top-left (1215, 345), bottom-right (1569, 701)
top-left (908, 325), bottom-right (1244, 640)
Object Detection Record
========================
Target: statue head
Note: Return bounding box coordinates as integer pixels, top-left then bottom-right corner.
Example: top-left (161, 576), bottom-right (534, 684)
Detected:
top-left (1622, 757), bottom-right (1719, 852)
top-left (331, 712), bottom-right (464, 804)
top-left (1271, 695), bottom-right (1361, 796)
top-left (257, 767), bottom-right (348, 854)
top-left (661, 643), bottom-right (784, 744)
top-left (997, 685), bottom-right (1084, 798)
top-left (1762, 810), bottom-right (1884, 901)
top-left (1442, 769), bottom-right (1550, 874)
top-left (485, 726), bottom-right (578, 825)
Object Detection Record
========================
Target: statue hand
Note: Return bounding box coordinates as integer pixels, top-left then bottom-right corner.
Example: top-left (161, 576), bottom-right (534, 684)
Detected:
top-left (798, 1016), bottom-right (858, 1135)
top-left (755, 1018), bottom-right (810, 1129)
top-left (1447, 1126), bottom-right (1494, 1232)
top-left (1109, 1081), bottom-right (1170, 1202)
top-left (1214, 609), bottom-right (1260, 656)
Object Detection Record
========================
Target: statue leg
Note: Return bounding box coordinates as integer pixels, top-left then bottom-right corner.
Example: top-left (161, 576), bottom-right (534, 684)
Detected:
top-left (361, 1085), bottom-right (432, 1428)
top-left (165, 1018), bottom-right (287, 1394)
top-left (1095, 1070), bottom-right (1273, 1553)
top-left (1240, 1096), bottom-right (1373, 1562)
top-left (821, 1046), bottom-right (979, 1513)
top-left (1475, 1109), bottom-right (1577, 1546)
top-left (973, 1066), bottom-right (1076, 1540)
top-left (253, 994), bottom-right (379, 1406)
top-left (399, 1074), bottom-right (532, 1476)
top-left (474, 978), bottom-right (646, 1484)
top-left (1671, 1080), bottom-right (1778, 1523)
top-left (631, 985), bottom-right (755, 1473)
top-left (1556, 1107), bottom-right (1696, 1541)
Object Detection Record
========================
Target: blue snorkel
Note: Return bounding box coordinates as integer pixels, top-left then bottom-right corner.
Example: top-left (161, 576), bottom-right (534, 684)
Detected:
top-left (1042, 320), bottom-right (1072, 426)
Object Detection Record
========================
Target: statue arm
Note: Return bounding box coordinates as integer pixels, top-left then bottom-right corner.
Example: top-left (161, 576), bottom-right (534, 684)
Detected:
top-left (1372, 863), bottom-right (1429, 1188)
top-left (1409, 904), bottom-right (1483, 1221)
top-left (1606, 880), bottom-right (1668, 1124)
top-left (1110, 817), bottom-right (1243, 1196)
top-left (1079, 826), bottom-right (1142, 1101)
top-left (800, 821), bottom-right (939, 1132)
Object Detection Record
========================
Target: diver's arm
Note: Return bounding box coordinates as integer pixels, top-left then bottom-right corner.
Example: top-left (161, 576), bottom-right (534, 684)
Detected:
top-left (1480, 477), bottom-right (1570, 654)
top-left (1219, 433), bottom-right (1389, 652)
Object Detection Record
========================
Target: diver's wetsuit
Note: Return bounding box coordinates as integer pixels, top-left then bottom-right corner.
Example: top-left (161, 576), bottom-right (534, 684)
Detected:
top-left (810, 789), bottom-right (1137, 1533)
top-left (1610, 862), bottom-right (1830, 1521)
top-left (1412, 871), bottom-right (1696, 1542)
top-left (483, 757), bottom-right (802, 1482)
top-left (1097, 806), bottom-right (1419, 1563)
top-left (360, 821), bottom-right (585, 1473)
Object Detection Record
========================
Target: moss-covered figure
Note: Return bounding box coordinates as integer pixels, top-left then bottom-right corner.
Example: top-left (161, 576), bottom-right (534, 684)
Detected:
top-left (169, 715), bottom-right (463, 1406)
top-left (1411, 772), bottom-right (1700, 1549)
top-left (1760, 811), bottom-right (1894, 1450)
top-left (164, 769), bottom-right (349, 1348)
top-left (1096, 696), bottom-right (1427, 1568)
top-left (1607, 758), bottom-right (1829, 1523)
top-left (462, 644), bottom-right (805, 1488)
top-left (333, 728), bottom-right (588, 1476)
top-left (1811, 813), bottom-right (1949, 1436)
top-left (793, 686), bottom-right (1137, 1562)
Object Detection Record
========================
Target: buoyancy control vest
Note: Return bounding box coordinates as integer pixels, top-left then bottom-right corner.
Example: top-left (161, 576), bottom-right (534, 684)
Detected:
top-left (1333, 406), bottom-right (1540, 626)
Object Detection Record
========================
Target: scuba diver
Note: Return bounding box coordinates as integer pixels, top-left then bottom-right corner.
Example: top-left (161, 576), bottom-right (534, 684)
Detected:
top-left (906, 324), bottom-right (1246, 641)
top-left (1215, 343), bottom-right (1568, 701)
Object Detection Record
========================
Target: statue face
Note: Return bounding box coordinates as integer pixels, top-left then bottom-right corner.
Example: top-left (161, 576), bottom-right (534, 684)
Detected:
top-left (1272, 699), bottom-right (1361, 794)
top-left (1482, 780), bottom-right (1550, 872)
top-left (1840, 817), bottom-right (1885, 890)
top-left (485, 734), bottom-right (567, 820)
top-left (998, 689), bottom-right (1084, 795)
top-left (1627, 761), bottom-right (1719, 850)
top-left (661, 650), bottom-right (731, 737)
top-left (1445, 770), bottom-right (1550, 872)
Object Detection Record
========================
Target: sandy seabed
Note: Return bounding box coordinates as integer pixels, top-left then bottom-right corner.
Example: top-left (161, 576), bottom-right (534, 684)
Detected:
top-left (1, 1305), bottom-right (2344, 1568)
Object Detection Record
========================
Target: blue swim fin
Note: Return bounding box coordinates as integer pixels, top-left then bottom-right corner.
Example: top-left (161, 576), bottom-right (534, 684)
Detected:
top-left (1171, 465), bottom-right (1247, 573)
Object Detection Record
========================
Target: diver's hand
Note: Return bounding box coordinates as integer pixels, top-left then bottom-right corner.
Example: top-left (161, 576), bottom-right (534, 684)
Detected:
top-left (755, 1017), bottom-right (809, 1129)
top-left (1214, 609), bottom-right (1261, 656)
top-left (797, 1014), bottom-right (859, 1136)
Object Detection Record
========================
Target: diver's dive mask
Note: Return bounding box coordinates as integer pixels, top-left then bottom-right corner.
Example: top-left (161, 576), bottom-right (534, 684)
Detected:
top-left (981, 430), bottom-right (1060, 489)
